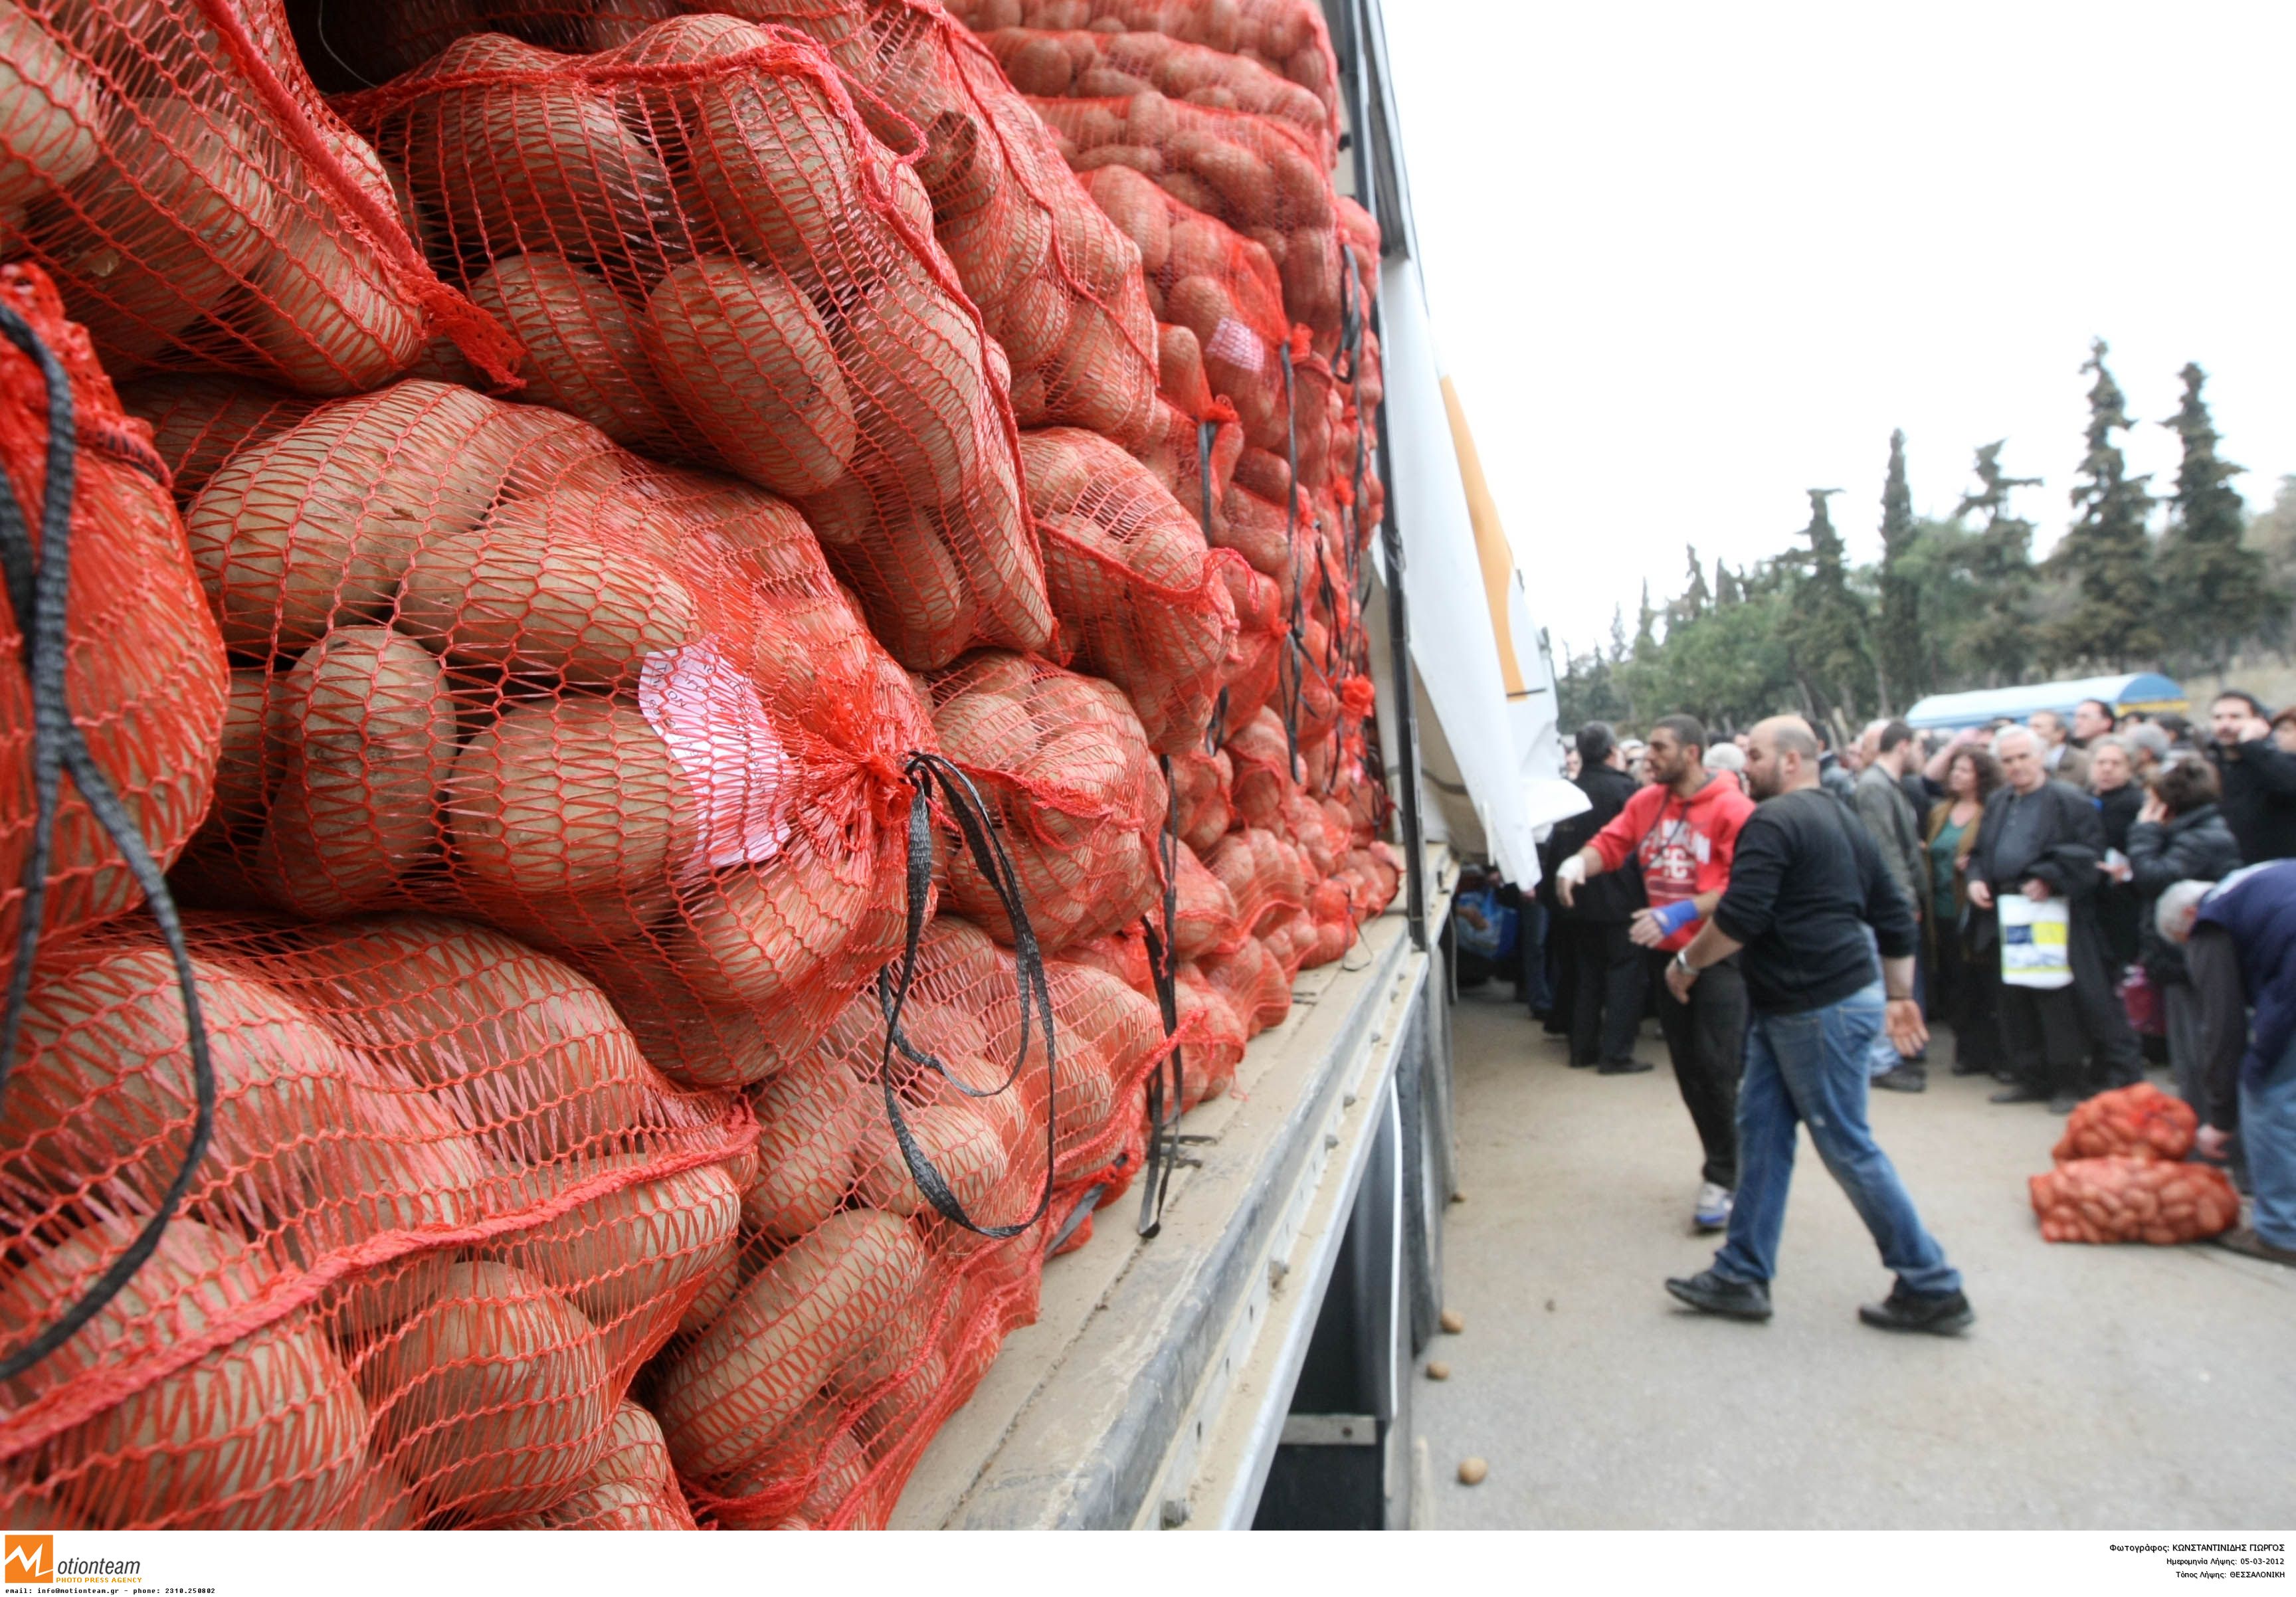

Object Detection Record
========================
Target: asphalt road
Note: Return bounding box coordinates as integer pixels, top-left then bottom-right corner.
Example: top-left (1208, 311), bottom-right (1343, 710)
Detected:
top-left (1414, 985), bottom-right (2295, 1530)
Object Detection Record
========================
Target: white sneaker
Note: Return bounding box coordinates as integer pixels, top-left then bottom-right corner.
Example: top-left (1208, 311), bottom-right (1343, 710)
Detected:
top-left (1694, 1182), bottom-right (1733, 1233)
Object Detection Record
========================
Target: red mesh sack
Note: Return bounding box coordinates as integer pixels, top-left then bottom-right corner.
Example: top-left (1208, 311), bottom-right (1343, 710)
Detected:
top-left (1170, 743), bottom-right (1232, 854)
top-left (2029, 1157), bottom-right (2241, 1246)
top-left (284, 0), bottom-right (693, 84)
top-left (1202, 822), bottom-right (1304, 941)
top-left (1174, 957), bottom-right (1242, 1105)
top-left (1076, 162), bottom-right (1290, 448)
top-left (982, 23), bottom-right (1331, 167)
top-left (1172, 838), bottom-right (1240, 958)
top-left (1200, 929), bottom-right (1285, 1038)
top-left (1, 0), bottom-right (516, 394)
top-left (334, 18), bottom-right (1051, 670)
top-left (656, 914), bottom-right (1094, 1530)
top-left (1127, 388), bottom-right (1240, 529)
top-left (116, 373), bottom-right (319, 499)
top-left (1224, 703), bottom-right (1296, 829)
top-left (1030, 91), bottom-right (1343, 344)
top-left (0, 263), bottom-right (229, 973)
top-left (927, 650), bottom-right (1167, 953)
top-left (0, 910), bottom-right (751, 1527)
top-left (717, 0), bottom-right (1161, 444)
top-left (165, 379), bottom-right (938, 1091)
top-left (946, 0), bottom-right (1339, 141)
top-left (2051, 1081), bottom-right (2198, 1165)
top-left (1020, 426), bottom-right (1238, 755)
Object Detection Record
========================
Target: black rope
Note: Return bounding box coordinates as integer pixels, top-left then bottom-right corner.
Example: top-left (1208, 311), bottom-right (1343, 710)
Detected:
top-left (1135, 754), bottom-right (1185, 1238)
top-left (1278, 344), bottom-right (1305, 775)
top-left (1196, 417), bottom-right (1216, 542)
top-left (0, 304), bottom-right (215, 1383)
top-left (873, 751), bottom-right (1054, 1239)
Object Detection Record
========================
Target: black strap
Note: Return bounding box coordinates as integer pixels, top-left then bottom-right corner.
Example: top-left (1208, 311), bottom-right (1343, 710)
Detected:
top-left (1278, 344), bottom-right (1305, 773)
top-left (0, 303), bottom-right (215, 1382)
top-left (1135, 754), bottom-right (1185, 1238)
top-left (874, 751), bottom-right (1055, 1239)
top-left (1196, 418), bottom-right (1216, 541)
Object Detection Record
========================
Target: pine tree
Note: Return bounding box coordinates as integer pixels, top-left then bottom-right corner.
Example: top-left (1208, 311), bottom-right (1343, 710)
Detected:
top-left (1955, 441), bottom-right (2041, 685)
top-left (2158, 361), bottom-right (2274, 673)
top-left (1875, 429), bottom-right (1924, 711)
top-left (2048, 338), bottom-right (2158, 670)
top-left (1714, 559), bottom-right (1741, 607)
top-left (1777, 489), bottom-right (1875, 721)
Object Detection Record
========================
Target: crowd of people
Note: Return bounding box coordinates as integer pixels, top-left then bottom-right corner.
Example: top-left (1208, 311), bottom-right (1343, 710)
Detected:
top-left (1464, 689), bottom-right (2296, 1329)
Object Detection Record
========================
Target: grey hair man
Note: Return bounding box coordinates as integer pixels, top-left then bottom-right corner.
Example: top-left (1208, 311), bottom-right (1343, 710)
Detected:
top-left (1856, 720), bottom-right (1931, 1091)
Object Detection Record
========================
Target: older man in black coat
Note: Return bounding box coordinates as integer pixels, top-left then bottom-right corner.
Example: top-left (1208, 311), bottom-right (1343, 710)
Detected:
top-left (1966, 726), bottom-right (2144, 1113)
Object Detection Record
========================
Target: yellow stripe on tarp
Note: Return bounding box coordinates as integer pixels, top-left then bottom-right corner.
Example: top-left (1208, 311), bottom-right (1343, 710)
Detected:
top-left (1440, 375), bottom-right (1526, 698)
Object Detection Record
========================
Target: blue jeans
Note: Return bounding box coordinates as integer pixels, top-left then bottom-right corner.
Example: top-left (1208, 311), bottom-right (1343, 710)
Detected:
top-left (1715, 982), bottom-right (1962, 1295)
top-left (2244, 1032), bottom-right (2296, 1250)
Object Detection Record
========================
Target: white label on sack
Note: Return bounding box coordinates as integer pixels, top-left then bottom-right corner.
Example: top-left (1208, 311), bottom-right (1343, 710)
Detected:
top-left (1206, 316), bottom-right (1266, 377)
top-left (639, 640), bottom-right (793, 878)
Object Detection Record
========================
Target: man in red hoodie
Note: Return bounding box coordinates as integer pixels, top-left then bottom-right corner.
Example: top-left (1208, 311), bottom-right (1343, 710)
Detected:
top-left (1556, 714), bottom-right (1757, 1232)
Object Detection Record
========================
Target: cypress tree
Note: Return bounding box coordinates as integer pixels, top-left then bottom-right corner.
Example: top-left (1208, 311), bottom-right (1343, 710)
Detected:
top-left (1875, 428), bottom-right (1924, 711)
top-left (1778, 489), bottom-right (1875, 721)
top-left (1674, 543), bottom-right (1711, 624)
top-left (2048, 338), bottom-right (2158, 670)
top-left (2158, 361), bottom-right (2273, 674)
top-left (1633, 580), bottom-right (1660, 658)
top-left (1955, 441), bottom-right (2041, 685)
top-left (1715, 559), bottom-right (1741, 607)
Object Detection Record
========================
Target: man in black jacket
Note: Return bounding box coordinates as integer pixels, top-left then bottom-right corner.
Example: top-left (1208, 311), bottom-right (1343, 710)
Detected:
top-left (1659, 716), bottom-right (1970, 1334)
top-left (1968, 727), bottom-right (2143, 1113)
top-left (2206, 691), bottom-right (2296, 864)
top-left (1545, 723), bottom-right (1648, 1070)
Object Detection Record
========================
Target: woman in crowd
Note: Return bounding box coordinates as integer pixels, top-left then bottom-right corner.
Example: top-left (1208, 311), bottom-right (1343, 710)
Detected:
top-left (1926, 745), bottom-right (2005, 1078)
top-left (2127, 758), bottom-right (2244, 1113)
top-left (2087, 736), bottom-right (2145, 971)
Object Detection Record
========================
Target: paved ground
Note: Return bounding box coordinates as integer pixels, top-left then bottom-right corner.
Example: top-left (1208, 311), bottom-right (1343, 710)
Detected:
top-left (1414, 985), bottom-right (2296, 1530)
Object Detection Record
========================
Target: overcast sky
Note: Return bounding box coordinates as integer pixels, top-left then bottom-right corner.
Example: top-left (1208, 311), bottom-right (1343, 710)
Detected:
top-left (1379, 1), bottom-right (2296, 656)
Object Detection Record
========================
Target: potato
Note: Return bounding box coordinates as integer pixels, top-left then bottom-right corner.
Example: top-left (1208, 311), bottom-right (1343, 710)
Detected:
top-left (359, 1260), bottom-right (612, 1523)
top-left (33, 97), bottom-right (281, 369)
top-left (260, 913), bottom-right (672, 1173)
top-left (668, 842), bottom-right (876, 1012)
top-left (656, 1210), bottom-right (929, 1486)
top-left (117, 373), bottom-right (316, 500)
top-left (401, 33), bottom-right (677, 263)
top-left (207, 665), bottom-right (276, 822)
top-left (1, 939), bottom-right (490, 1248)
top-left (830, 252), bottom-right (987, 509)
top-left (397, 487), bottom-right (698, 685)
top-left (502, 1400), bottom-right (698, 1530)
top-left (1082, 162), bottom-right (1170, 272)
top-left (578, 944), bottom-right (780, 1087)
top-left (0, 1218), bottom-right (368, 1529)
top-left (448, 696), bottom-right (697, 937)
top-left (250, 625), bottom-right (454, 917)
top-left (743, 1050), bottom-right (867, 1242)
top-left (185, 380), bottom-right (506, 650)
top-left (469, 252), bottom-right (679, 450)
top-left (642, 254), bottom-right (856, 497)
top-left (0, 2), bottom-right (100, 211)
top-left (803, 478), bottom-right (977, 671)
top-left (492, 1162), bottom-right (741, 1386)
top-left (240, 125), bottom-right (424, 395)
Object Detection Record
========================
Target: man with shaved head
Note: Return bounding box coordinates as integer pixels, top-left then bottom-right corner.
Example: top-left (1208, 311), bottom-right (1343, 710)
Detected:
top-left (1968, 724), bottom-right (2144, 1112)
top-left (1660, 717), bottom-right (1970, 1335)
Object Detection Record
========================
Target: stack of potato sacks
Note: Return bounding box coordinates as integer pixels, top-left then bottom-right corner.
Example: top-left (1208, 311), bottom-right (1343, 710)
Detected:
top-left (2028, 1083), bottom-right (2240, 1246)
top-left (0, 0), bottom-right (1396, 1533)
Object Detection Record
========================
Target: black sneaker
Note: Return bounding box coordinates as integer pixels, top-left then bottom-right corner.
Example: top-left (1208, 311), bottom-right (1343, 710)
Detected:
top-left (1664, 1268), bottom-right (1772, 1321)
top-left (1949, 1058), bottom-right (1991, 1078)
top-left (1597, 1058), bottom-right (1654, 1076)
top-left (1873, 1066), bottom-right (1928, 1093)
top-left (1989, 1085), bottom-right (2048, 1105)
top-left (1858, 1283), bottom-right (1974, 1335)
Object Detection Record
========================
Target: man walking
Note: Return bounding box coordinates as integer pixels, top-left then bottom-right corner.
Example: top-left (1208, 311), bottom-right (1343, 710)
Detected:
top-left (1856, 719), bottom-right (1931, 1091)
top-left (1556, 715), bottom-right (1756, 1231)
top-left (1660, 717), bottom-right (1971, 1333)
top-left (1545, 723), bottom-right (1648, 1071)
top-left (1968, 727), bottom-right (2144, 1112)
top-left (2206, 690), bottom-right (2296, 864)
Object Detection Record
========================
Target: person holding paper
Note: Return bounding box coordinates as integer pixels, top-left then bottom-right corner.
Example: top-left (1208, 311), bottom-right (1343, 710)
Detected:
top-left (1966, 726), bottom-right (2143, 1115)
top-left (1555, 714), bottom-right (1755, 1233)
